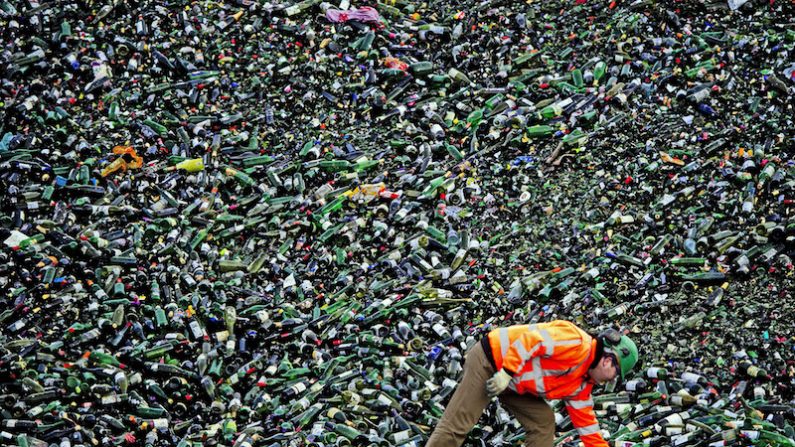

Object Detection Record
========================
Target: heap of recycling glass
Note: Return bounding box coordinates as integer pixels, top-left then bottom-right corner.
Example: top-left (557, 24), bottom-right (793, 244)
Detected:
top-left (1, 0), bottom-right (795, 445)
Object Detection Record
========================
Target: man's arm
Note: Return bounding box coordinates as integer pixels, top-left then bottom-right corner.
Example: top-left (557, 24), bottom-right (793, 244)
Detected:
top-left (564, 387), bottom-right (609, 447)
top-left (485, 328), bottom-right (545, 397)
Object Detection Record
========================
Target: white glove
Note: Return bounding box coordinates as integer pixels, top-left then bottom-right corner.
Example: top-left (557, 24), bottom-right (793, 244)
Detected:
top-left (485, 369), bottom-right (512, 397)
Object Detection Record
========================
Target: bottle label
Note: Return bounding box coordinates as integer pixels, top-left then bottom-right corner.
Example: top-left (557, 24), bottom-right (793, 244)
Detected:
top-left (189, 320), bottom-right (203, 338)
top-left (311, 422), bottom-right (325, 436)
top-left (101, 394), bottom-right (121, 404)
top-left (663, 413), bottom-right (683, 426)
top-left (647, 367), bottom-right (665, 378)
top-left (740, 431), bottom-right (759, 440)
top-left (626, 380), bottom-right (645, 391)
top-left (393, 430), bottom-right (411, 442)
top-left (680, 372), bottom-right (702, 384)
top-left (615, 403), bottom-right (631, 414)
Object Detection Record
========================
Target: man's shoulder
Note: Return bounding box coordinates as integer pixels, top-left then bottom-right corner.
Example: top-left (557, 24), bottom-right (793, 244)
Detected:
top-left (545, 320), bottom-right (590, 335)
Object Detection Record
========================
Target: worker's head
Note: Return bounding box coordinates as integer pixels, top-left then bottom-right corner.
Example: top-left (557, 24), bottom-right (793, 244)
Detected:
top-left (590, 329), bottom-right (638, 384)
top-left (589, 353), bottom-right (620, 384)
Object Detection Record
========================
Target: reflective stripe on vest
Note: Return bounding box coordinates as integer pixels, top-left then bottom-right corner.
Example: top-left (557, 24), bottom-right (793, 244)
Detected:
top-left (577, 423), bottom-right (601, 436)
top-left (500, 325), bottom-right (583, 367)
top-left (566, 398), bottom-right (594, 409)
top-left (512, 359), bottom-right (547, 396)
top-left (539, 328), bottom-right (582, 356)
top-left (554, 338), bottom-right (584, 348)
top-left (539, 329), bottom-right (555, 356)
top-left (533, 357), bottom-right (545, 395)
top-left (510, 330), bottom-right (586, 397)
top-left (565, 381), bottom-right (589, 399)
top-left (515, 341), bottom-right (541, 373)
top-left (514, 338), bottom-right (538, 362)
top-left (499, 328), bottom-right (510, 360)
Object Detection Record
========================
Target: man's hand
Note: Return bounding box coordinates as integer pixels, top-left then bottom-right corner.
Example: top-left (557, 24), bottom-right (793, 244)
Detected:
top-left (485, 369), bottom-right (512, 397)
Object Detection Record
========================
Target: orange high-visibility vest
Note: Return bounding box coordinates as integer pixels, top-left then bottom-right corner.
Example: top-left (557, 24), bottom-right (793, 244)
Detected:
top-left (486, 320), bottom-right (607, 447)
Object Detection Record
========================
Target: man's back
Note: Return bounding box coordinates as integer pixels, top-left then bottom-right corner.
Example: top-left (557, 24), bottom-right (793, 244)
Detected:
top-left (485, 320), bottom-right (597, 399)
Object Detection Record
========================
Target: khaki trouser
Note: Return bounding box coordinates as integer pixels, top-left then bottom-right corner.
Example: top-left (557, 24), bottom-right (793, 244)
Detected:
top-left (426, 341), bottom-right (555, 447)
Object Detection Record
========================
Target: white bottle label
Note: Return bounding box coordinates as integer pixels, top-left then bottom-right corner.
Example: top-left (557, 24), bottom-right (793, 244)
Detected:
top-left (615, 403), bottom-right (631, 414)
top-left (680, 372), bottom-right (702, 383)
top-left (665, 414), bottom-right (683, 425)
top-left (626, 380), bottom-right (644, 391)
top-left (101, 394), bottom-right (120, 404)
top-left (393, 429), bottom-right (411, 442)
top-left (189, 320), bottom-right (203, 338)
top-left (740, 430), bottom-right (759, 440)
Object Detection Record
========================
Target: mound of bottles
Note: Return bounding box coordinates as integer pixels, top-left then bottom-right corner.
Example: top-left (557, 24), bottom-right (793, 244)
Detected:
top-left (1, 0), bottom-right (794, 445)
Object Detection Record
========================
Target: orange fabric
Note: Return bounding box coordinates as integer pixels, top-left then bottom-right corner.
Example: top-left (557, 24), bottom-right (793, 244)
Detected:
top-left (486, 321), bottom-right (608, 447)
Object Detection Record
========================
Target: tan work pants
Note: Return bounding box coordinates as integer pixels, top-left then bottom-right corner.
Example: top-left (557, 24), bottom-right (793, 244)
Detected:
top-left (425, 341), bottom-right (555, 447)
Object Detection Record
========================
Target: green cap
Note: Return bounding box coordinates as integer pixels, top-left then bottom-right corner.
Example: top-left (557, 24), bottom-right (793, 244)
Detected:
top-left (604, 334), bottom-right (639, 380)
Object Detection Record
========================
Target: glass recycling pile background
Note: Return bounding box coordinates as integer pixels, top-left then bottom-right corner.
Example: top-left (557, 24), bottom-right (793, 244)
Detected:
top-left (1, 0), bottom-right (795, 446)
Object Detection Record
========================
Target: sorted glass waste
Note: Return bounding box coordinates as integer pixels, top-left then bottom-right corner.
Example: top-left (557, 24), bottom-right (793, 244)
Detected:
top-left (1, 0), bottom-right (795, 446)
